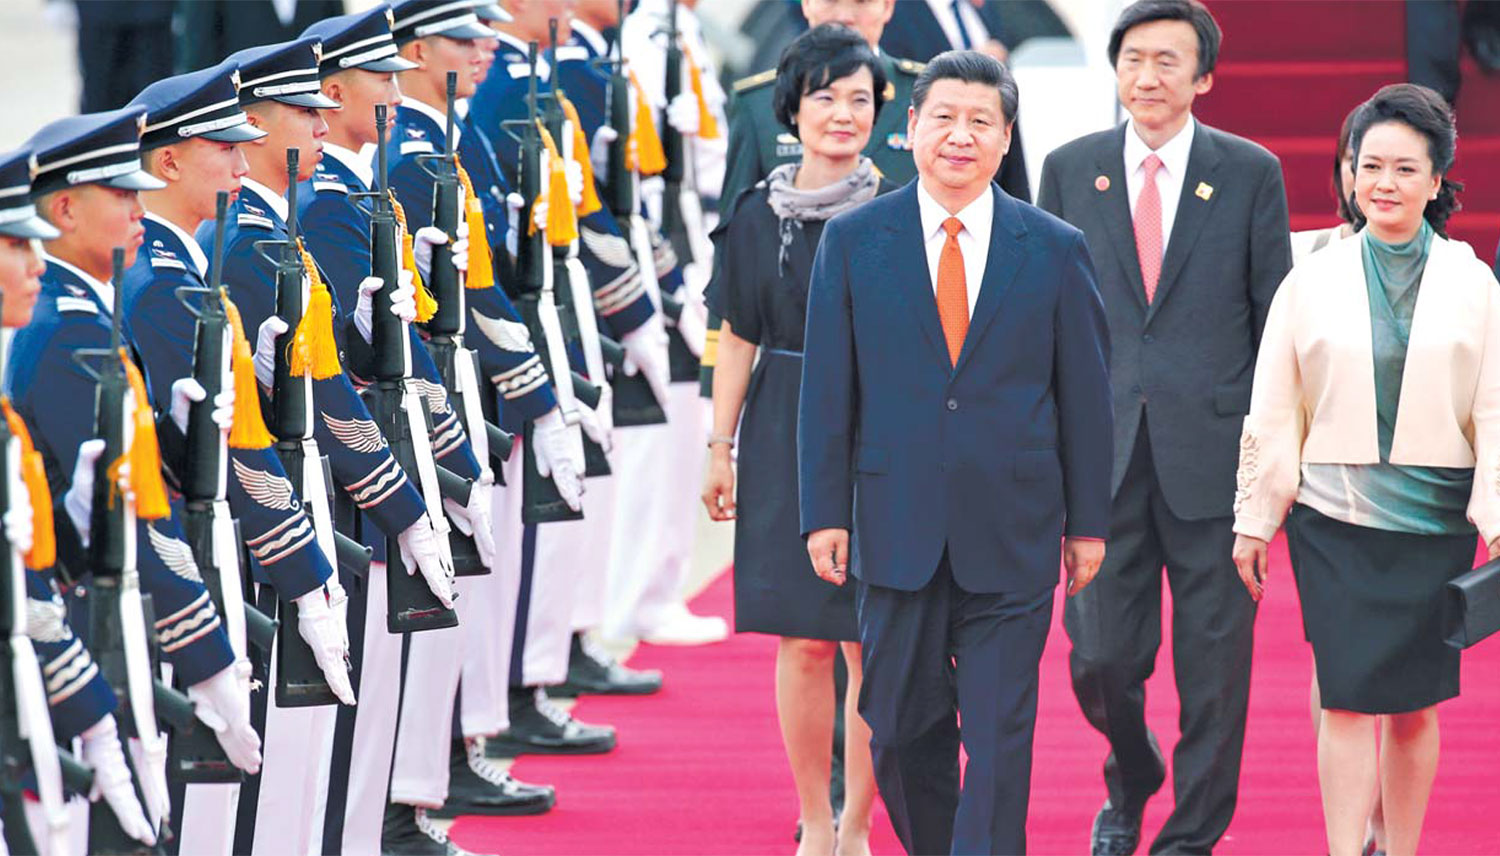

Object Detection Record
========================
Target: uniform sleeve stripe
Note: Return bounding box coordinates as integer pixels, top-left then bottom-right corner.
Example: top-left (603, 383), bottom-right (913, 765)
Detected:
top-left (249, 516), bottom-right (314, 560)
top-left (502, 371), bottom-right (550, 400)
top-left (258, 526), bottom-right (318, 566)
top-left (42, 639), bottom-right (85, 678)
top-left (492, 355), bottom-right (545, 384)
top-left (356, 469), bottom-right (409, 508)
top-left (348, 455), bottom-right (400, 492)
top-left (160, 613), bottom-right (223, 653)
top-left (49, 663), bottom-right (100, 705)
top-left (155, 591), bottom-right (214, 629)
top-left (245, 510), bottom-right (307, 548)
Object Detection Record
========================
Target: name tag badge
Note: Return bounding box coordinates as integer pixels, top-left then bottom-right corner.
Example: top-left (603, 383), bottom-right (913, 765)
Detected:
top-left (774, 132), bottom-right (802, 158)
top-left (887, 132), bottom-right (911, 151)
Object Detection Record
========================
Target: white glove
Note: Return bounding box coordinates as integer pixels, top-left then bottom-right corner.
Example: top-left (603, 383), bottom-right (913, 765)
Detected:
top-left (621, 319), bottom-right (672, 407)
top-left (397, 514), bottom-right (455, 608)
top-left (80, 716), bottom-right (156, 846)
top-left (254, 315), bottom-right (290, 387)
top-left (4, 482), bottom-right (33, 556)
top-left (325, 577), bottom-right (351, 647)
top-left (564, 159), bottom-right (584, 207)
top-left (353, 272), bottom-right (416, 344)
top-left (169, 377), bottom-right (234, 435)
top-left (63, 439), bottom-right (106, 548)
top-left (675, 292), bottom-right (708, 359)
top-left (295, 583), bottom-right (356, 705)
top-left (413, 225), bottom-right (470, 280)
top-left (506, 192), bottom-right (549, 257)
top-left (589, 125), bottom-right (618, 182)
top-left (576, 389), bottom-right (613, 454)
top-left (531, 408), bottom-right (584, 512)
top-left (187, 660), bottom-right (262, 773)
top-left (443, 478), bottom-right (496, 571)
top-left (666, 91), bottom-right (701, 136)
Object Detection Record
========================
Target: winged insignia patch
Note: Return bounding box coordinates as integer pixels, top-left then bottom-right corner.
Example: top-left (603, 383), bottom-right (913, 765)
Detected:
top-left (147, 525), bottom-right (204, 583)
top-left (26, 599), bottom-right (70, 644)
top-left (471, 312), bottom-right (534, 353)
top-left (231, 458), bottom-right (299, 511)
top-left (579, 227), bottom-right (637, 270)
top-left (322, 413), bottom-right (389, 453)
top-left (409, 378), bottom-right (450, 415)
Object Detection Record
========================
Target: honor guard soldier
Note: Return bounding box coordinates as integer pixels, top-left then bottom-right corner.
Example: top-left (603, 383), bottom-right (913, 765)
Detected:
top-left (0, 145), bottom-right (154, 855)
top-left (480, 0), bottom-right (671, 699)
top-left (12, 107), bottom-right (254, 845)
top-left (464, 0), bottom-right (655, 761)
top-left (208, 36), bottom-right (454, 856)
top-left (294, 8), bottom-right (536, 853)
top-left (390, 0), bottom-right (619, 770)
top-left (120, 60), bottom-right (358, 856)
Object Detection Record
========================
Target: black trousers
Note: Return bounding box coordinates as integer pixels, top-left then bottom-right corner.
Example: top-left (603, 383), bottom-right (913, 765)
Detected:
top-left (1064, 421), bottom-right (1256, 854)
top-left (857, 556), bottom-right (1053, 856)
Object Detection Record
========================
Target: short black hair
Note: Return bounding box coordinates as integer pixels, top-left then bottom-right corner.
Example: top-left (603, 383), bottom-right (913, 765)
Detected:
top-left (772, 24), bottom-right (888, 134)
top-left (910, 50), bottom-right (1017, 124)
top-left (1107, 0), bottom-right (1221, 80)
top-left (1348, 83), bottom-right (1464, 236)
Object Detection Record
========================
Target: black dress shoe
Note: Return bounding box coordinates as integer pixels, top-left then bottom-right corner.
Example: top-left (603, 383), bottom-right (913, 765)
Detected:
top-left (1090, 801), bottom-right (1146, 856)
top-left (381, 803), bottom-right (474, 856)
top-left (430, 738), bottom-right (557, 818)
top-left (553, 633), bottom-right (663, 697)
top-left (485, 687), bottom-right (617, 758)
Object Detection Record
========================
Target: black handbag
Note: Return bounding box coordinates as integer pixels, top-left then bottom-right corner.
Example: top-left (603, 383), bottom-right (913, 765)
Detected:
top-left (1444, 557), bottom-right (1500, 649)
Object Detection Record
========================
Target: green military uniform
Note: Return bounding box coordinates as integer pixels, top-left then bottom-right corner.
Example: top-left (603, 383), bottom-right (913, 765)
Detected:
top-left (702, 54), bottom-right (925, 395)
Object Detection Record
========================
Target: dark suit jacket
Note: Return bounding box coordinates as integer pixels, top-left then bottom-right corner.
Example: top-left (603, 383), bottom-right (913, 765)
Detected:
top-left (1037, 121), bottom-right (1292, 521)
top-left (798, 182), bottom-right (1112, 594)
top-left (174, 0), bottom-right (347, 73)
top-left (878, 0), bottom-right (1070, 62)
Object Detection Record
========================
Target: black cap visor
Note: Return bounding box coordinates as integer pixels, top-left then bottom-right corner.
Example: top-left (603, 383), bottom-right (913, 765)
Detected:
top-left (357, 54), bottom-right (421, 73)
top-left (274, 90), bottom-right (343, 109)
top-left (102, 168), bottom-right (168, 191)
top-left (200, 122), bottom-right (269, 144)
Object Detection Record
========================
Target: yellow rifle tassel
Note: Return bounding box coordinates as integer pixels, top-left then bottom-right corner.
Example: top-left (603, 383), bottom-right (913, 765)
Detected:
top-left (1, 399), bottom-right (55, 569)
top-left (454, 159), bottom-right (495, 289)
top-left (390, 197), bottom-right (438, 321)
top-left (220, 290), bottom-right (276, 450)
top-left (557, 94), bottom-right (603, 217)
top-left (627, 69), bottom-right (667, 176)
top-left (120, 352), bottom-right (170, 520)
top-left (289, 241), bottom-right (344, 379)
top-left (680, 41), bottom-right (720, 139)
top-left (536, 121), bottom-right (579, 245)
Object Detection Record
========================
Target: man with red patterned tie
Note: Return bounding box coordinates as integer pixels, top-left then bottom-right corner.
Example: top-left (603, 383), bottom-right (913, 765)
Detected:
top-left (1036, 2), bottom-right (1292, 854)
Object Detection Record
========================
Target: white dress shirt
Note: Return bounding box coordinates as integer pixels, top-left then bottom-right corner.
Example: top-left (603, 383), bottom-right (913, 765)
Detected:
top-left (43, 252), bottom-right (113, 311)
top-left (240, 176), bottom-right (288, 222)
top-left (1123, 116), bottom-right (1194, 255)
top-left (322, 142), bottom-right (374, 191)
top-left (925, 0), bottom-right (993, 51)
top-left (917, 180), bottom-right (992, 316)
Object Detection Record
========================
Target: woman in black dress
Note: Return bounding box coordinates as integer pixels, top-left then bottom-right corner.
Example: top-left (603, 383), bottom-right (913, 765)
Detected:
top-left (700, 24), bottom-right (895, 856)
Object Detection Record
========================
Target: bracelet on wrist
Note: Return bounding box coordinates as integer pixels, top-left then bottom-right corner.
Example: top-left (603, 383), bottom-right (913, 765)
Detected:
top-left (707, 433), bottom-right (735, 449)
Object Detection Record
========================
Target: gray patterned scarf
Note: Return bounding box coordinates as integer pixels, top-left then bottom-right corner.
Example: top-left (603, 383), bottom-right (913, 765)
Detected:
top-left (763, 157), bottom-right (880, 273)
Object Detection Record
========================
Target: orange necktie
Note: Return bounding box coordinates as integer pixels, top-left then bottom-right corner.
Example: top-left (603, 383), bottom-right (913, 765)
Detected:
top-left (936, 217), bottom-right (969, 365)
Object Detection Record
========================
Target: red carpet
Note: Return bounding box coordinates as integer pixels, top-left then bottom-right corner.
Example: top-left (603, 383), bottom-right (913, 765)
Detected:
top-left (451, 537), bottom-right (1500, 855)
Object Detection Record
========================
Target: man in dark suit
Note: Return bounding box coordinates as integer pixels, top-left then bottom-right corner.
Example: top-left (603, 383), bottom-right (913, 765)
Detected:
top-left (1036, 2), bottom-right (1292, 853)
top-left (799, 51), bottom-right (1113, 856)
top-left (879, 0), bottom-right (1070, 65)
top-left (174, 0), bottom-right (348, 73)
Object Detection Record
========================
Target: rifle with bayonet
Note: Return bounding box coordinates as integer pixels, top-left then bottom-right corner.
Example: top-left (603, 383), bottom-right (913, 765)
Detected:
top-left (358, 103), bottom-right (462, 631)
top-left (256, 150), bottom-right (370, 703)
top-left (502, 41), bottom-right (587, 524)
top-left (76, 249), bottom-right (191, 854)
top-left (658, 0), bottom-right (693, 266)
top-left (544, 19), bottom-right (613, 478)
top-left (590, 0), bottom-right (669, 427)
top-left (0, 327), bottom-right (88, 853)
top-left (167, 192), bottom-right (277, 783)
top-left (404, 82), bottom-right (517, 573)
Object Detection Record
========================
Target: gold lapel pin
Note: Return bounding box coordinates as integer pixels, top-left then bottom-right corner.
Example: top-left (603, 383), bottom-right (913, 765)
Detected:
top-left (1195, 181), bottom-right (1214, 200)
top-left (1095, 175), bottom-right (1110, 192)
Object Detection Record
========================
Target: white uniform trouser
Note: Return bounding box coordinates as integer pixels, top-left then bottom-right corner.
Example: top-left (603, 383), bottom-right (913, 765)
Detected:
top-left (459, 448), bottom-right (525, 738)
top-left (23, 795), bottom-right (87, 856)
top-left (252, 615), bottom-right (338, 856)
top-left (389, 572), bottom-right (474, 809)
top-left (523, 461), bottom-right (615, 686)
top-left (603, 381), bottom-right (704, 639)
top-left (177, 783), bottom-right (240, 856)
top-left (569, 471), bottom-right (616, 633)
top-left (337, 563), bottom-right (402, 856)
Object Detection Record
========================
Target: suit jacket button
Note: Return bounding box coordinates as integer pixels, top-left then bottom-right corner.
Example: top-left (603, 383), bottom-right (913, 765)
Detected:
top-left (946, 398), bottom-right (959, 411)
top-left (1142, 334), bottom-right (1154, 344)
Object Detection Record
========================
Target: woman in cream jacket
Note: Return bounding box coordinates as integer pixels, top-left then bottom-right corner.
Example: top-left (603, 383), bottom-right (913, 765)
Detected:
top-left (1231, 84), bottom-right (1500, 856)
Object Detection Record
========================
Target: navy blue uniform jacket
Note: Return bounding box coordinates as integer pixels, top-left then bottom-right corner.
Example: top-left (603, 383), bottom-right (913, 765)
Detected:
top-left (797, 182), bottom-right (1112, 594)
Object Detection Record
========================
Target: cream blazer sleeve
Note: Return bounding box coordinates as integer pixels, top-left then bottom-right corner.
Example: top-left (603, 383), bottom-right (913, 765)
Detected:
top-left (1232, 267), bottom-right (1306, 542)
top-left (1465, 261), bottom-right (1500, 545)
